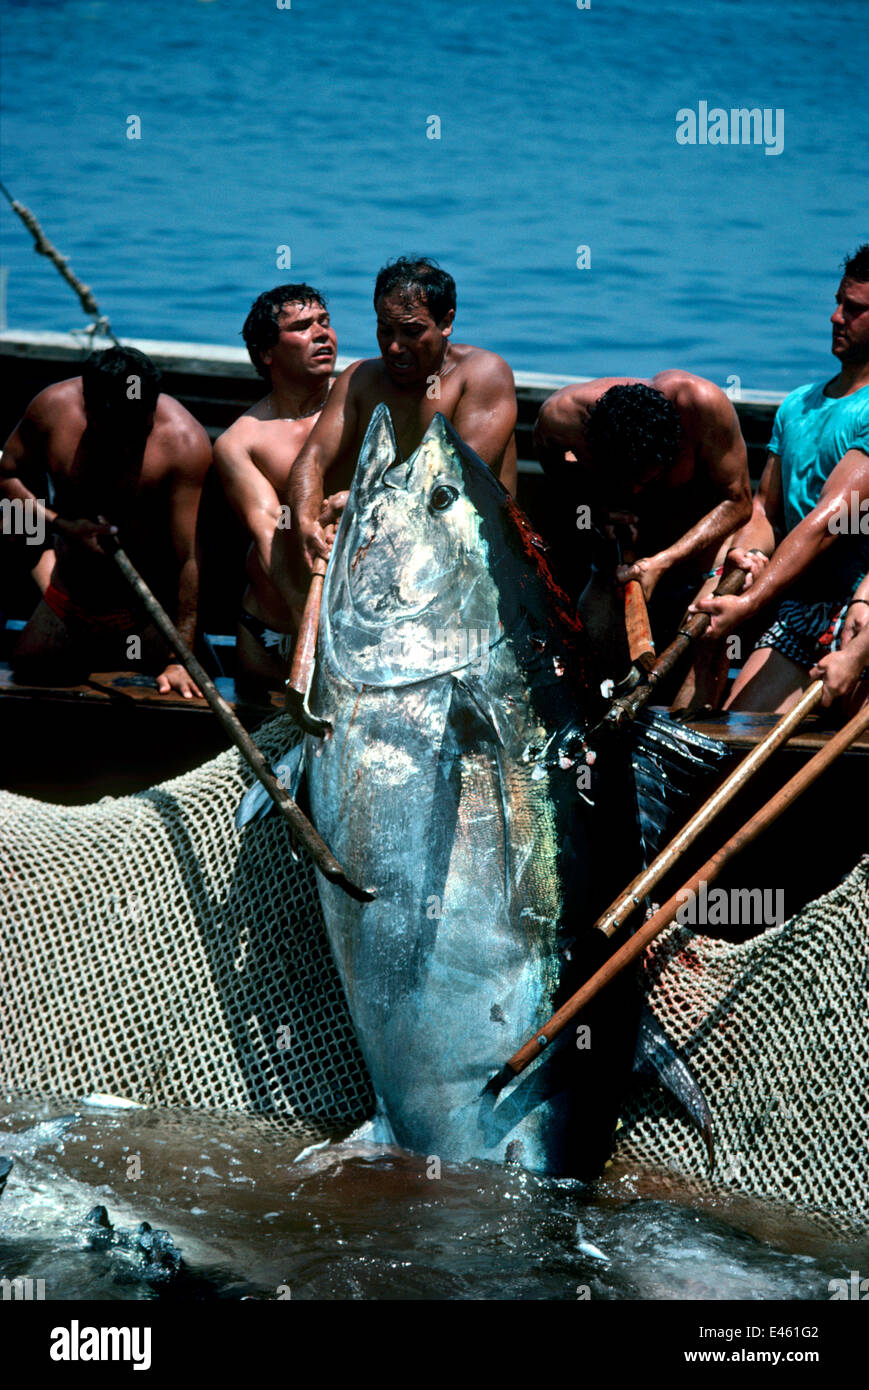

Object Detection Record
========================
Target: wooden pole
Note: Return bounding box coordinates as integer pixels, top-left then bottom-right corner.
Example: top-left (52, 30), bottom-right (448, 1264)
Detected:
top-left (623, 578), bottom-right (656, 672)
top-left (487, 696), bottom-right (869, 1093)
top-left (285, 558), bottom-right (329, 735)
top-left (596, 679), bottom-right (825, 938)
top-left (105, 540), bottom-right (373, 903)
top-left (606, 568), bottom-right (746, 729)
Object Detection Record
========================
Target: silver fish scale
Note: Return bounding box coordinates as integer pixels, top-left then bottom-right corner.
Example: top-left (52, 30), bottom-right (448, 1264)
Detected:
top-left (303, 408), bottom-right (614, 1171)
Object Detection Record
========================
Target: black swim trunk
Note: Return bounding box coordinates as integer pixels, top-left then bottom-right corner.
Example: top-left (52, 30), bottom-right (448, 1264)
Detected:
top-left (238, 610), bottom-right (294, 663)
top-left (755, 597), bottom-right (869, 677)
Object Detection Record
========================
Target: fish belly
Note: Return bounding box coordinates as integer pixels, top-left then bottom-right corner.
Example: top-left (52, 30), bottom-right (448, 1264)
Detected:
top-left (307, 677), bottom-right (578, 1172)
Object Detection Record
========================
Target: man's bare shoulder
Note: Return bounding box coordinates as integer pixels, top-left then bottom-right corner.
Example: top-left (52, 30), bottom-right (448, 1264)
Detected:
top-left (153, 395), bottom-right (211, 471)
top-left (546, 376), bottom-right (636, 411)
top-left (215, 408), bottom-right (267, 456)
top-left (451, 343), bottom-right (513, 387)
top-left (27, 378), bottom-right (85, 427)
top-left (342, 357), bottom-right (384, 392)
top-left (654, 369), bottom-right (731, 418)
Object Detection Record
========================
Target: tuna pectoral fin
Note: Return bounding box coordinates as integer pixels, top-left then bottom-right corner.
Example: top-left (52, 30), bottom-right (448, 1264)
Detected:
top-left (0, 1155), bottom-right (12, 1199)
top-left (235, 740), bottom-right (306, 829)
top-left (633, 1005), bottom-right (715, 1172)
top-left (478, 1040), bottom-right (573, 1150)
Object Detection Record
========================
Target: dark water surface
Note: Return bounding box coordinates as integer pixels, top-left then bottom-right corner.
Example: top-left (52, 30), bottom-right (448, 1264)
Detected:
top-left (2, 0), bottom-right (867, 390)
top-left (1, 1100), bottom-right (865, 1301)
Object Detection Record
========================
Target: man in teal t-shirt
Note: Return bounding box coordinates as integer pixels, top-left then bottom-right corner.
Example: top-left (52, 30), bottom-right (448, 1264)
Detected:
top-left (693, 245), bottom-right (869, 713)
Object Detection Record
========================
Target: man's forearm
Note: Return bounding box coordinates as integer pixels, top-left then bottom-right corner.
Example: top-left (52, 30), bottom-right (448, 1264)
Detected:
top-left (0, 474), bottom-right (58, 526)
top-left (736, 512), bottom-right (837, 618)
top-left (173, 556), bottom-right (199, 651)
top-left (533, 419), bottom-right (573, 480)
top-left (651, 499), bottom-right (749, 573)
top-left (729, 503), bottom-right (778, 558)
top-left (287, 449), bottom-right (326, 527)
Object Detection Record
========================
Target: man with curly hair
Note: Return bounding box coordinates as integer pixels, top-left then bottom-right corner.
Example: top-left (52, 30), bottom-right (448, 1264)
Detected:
top-left (1, 346), bottom-right (211, 697)
top-left (534, 371), bottom-right (751, 707)
top-left (693, 246), bottom-right (869, 714)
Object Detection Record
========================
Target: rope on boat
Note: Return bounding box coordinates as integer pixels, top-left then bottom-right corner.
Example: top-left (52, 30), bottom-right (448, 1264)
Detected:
top-left (0, 179), bottom-right (119, 345)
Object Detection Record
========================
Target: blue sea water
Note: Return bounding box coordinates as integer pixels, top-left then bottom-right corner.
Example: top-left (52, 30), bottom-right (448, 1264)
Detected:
top-left (1, 0), bottom-right (866, 392)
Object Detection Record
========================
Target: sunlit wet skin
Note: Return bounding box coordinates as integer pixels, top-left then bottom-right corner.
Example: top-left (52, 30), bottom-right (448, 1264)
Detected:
top-left (1, 1102), bottom-right (860, 1301)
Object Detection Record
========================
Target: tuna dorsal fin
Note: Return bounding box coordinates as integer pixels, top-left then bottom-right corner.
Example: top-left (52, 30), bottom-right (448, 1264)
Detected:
top-left (357, 403), bottom-right (400, 493)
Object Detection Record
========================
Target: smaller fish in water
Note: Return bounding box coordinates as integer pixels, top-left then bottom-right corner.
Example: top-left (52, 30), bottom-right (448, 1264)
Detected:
top-left (83, 1204), bottom-right (183, 1278)
top-left (82, 1093), bottom-right (146, 1111)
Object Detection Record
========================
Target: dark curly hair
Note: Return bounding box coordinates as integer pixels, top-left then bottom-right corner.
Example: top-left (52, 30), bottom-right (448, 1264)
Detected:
top-left (843, 244), bottom-right (869, 282)
top-left (373, 257), bottom-right (456, 324)
top-left (82, 346), bottom-right (161, 427)
top-left (585, 383), bottom-right (681, 488)
top-left (242, 284), bottom-right (328, 381)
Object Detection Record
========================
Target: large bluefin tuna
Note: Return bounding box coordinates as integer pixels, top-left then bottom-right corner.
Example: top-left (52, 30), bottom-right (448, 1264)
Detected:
top-left (240, 406), bottom-right (645, 1175)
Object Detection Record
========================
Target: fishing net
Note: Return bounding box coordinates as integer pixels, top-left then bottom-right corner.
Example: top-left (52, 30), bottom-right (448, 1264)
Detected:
top-left (1, 714), bottom-right (867, 1227)
top-left (612, 853), bottom-right (869, 1231)
top-left (0, 716), bottom-right (374, 1137)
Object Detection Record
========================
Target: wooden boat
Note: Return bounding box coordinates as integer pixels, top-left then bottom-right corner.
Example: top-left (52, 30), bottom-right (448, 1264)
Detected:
top-left (1, 328), bottom-right (865, 924)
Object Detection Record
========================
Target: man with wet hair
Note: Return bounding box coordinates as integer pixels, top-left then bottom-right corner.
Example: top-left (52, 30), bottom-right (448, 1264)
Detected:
top-left (534, 371), bottom-right (751, 705)
top-left (213, 283), bottom-right (338, 695)
top-left (0, 346), bottom-right (212, 695)
top-left (694, 246), bottom-right (869, 714)
top-left (286, 256), bottom-right (518, 573)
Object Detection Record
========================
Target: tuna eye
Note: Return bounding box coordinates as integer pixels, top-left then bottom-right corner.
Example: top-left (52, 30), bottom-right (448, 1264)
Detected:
top-left (430, 484), bottom-right (459, 511)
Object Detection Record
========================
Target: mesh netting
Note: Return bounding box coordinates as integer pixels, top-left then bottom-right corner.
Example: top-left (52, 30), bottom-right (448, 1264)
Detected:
top-left (0, 715), bottom-right (374, 1136)
top-left (614, 856), bottom-right (869, 1230)
top-left (1, 713), bottom-right (867, 1226)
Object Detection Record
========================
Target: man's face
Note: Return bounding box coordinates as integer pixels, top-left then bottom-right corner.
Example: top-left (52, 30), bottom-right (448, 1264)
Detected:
top-left (261, 301), bottom-right (337, 381)
top-left (375, 291), bottom-right (455, 387)
top-left (830, 277), bottom-right (869, 364)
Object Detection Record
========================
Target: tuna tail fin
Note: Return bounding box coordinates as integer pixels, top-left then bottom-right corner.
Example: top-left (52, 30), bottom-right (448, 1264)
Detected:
top-left (235, 740), bottom-right (306, 830)
top-left (633, 1005), bottom-right (715, 1173)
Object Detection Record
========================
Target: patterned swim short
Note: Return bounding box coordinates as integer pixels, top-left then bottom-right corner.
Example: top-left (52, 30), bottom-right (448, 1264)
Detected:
top-left (755, 596), bottom-right (869, 677)
top-left (238, 609), bottom-right (294, 663)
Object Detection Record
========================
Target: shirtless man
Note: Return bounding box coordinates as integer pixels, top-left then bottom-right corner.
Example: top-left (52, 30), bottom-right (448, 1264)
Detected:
top-left (287, 257), bottom-right (518, 574)
top-left (693, 246), bottom-right (869, 713)
top-left (213, 284), bottom-right (337, 694)
top-left (534, 372), bottom-right (751, 705)
top-left (1, 346), bottom-right (211, 696)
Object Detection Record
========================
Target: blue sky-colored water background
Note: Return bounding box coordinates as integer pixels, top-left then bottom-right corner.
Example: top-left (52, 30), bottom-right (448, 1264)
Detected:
top-left (1, 0), bottom-right (867, 391)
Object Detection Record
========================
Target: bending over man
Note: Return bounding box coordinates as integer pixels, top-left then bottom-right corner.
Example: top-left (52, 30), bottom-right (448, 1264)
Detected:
top-left (534, 370), bottom-right (751, 707)
top-left (1, 346), bottom-right (211, 696)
